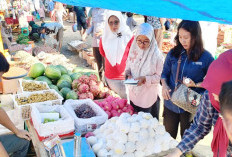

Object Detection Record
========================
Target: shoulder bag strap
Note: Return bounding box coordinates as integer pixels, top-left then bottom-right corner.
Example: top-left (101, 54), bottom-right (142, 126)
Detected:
top-left (174, 55), bottom-right (182, 90)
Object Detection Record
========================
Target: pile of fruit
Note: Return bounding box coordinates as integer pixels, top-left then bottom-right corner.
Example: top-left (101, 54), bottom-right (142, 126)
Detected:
top-left (87, 112), bottom-right (178, 157)
top-left (94, 96), bottom-right (134, 119)
top-left (25, 63), bottom-right (119, 101)
top-left (25, 63), bottom-right (78, 100)
top-left (15, 92), bottom-right (58, 105)
top-left (22, 81), bottom-right (49, 92)
top-left (72, 72), bottom-right (118, 100)
top-left (74, 104), bottom-right (96, 119)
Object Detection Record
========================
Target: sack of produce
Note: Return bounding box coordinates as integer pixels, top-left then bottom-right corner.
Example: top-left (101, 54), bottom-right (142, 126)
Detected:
top-left (31, 104), bottom-right (75, 141)
top-left (64, 99), bottom-right (108, 134)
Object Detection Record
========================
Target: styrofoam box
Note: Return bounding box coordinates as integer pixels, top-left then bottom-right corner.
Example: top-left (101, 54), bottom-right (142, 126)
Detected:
top-left (18, 79), bottom-right (50, 94)
top-left (64, 99), bottom-right (108, 134)
top-left (31, 104), bottom-right (74, 139)
top-left (12, 89), bottom-right (63, 120)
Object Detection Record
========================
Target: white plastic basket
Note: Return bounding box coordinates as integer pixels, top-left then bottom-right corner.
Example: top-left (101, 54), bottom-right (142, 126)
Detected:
top-left (12, 89), bottom-right (63, 119)
top-left (18, 79), bottom-right (50, 94)
top-left (64, 99), bottom-right (108, 134)
top-left (31, 104), bottom-right (74, 140)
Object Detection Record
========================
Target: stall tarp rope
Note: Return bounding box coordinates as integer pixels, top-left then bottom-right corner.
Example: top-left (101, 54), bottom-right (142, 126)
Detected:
top-left (54, 0), bottom-right (232, 25)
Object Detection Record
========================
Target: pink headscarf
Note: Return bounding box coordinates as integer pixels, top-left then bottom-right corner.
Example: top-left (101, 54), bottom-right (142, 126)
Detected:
top-left (201, 49), bottom-right (232, 157)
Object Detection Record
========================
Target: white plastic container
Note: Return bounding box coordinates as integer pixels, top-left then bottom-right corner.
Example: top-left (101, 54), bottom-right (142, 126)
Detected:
top-left (64, 99), bottom-right (108, 134)
top-left (18, 79), bottom-right (50, 94)
top-left (12, 89), bottom-right (63, 119)
top-left (31, 104), bottom-right (74, 141)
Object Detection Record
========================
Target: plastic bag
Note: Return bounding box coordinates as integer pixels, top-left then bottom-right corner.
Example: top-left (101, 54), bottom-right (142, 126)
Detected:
top-left (72, 23), bottom-right (77, 32)
top-left (64, 99), bottom-right (108, 134)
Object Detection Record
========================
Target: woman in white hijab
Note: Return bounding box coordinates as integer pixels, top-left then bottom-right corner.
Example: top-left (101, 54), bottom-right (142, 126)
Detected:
top-left (99, 11), bottom-right (133, 98)
top-left (125, 23), bottom-right (164, 119)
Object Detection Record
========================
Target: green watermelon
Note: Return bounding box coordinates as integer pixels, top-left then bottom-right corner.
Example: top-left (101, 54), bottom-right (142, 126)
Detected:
top-left (59, 74), bottom-right (72, 84)
top-left (51, 79), bottom-right (58, 85)
top-left (60, 87), bottom-right (72, 99)
top-left (57, 80), bottom-right (71, 90)
top-left (56, 90), bottom-right (63, 98)
top-left (72, 67), bottom-right (84, 73)
top-left (48, 84), bottom-right (59, 92)
top-left (23, 76), bottom-right (34, 80)
top-left (67, 70), bottom-right (73, 75)
top-left (28, 63), bottom-right (45, 78)
top-left (66, 90), bottom-right (78, 100)
top-left (45, 65), bottom-right (61, 80)
top-left (70, 73), bottom-right (82, 81)
top-left (35, 76), bottom-right (52, 85)
top-left (56, 65), bottom-right (68, 75)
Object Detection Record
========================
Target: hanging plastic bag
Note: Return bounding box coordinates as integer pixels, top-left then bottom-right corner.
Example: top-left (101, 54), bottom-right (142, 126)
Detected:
top-left (72, 23), bottom-right (77, 32)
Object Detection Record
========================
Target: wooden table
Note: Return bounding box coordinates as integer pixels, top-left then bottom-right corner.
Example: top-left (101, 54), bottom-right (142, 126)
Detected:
top-left (25, 120), bottom-right (48, 157)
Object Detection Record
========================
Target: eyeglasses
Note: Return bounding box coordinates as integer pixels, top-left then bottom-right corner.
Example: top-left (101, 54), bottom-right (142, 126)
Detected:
top-left (136, 40), bottom-right (150, 46)
top-left (109, 20), bottom-right (120, 26)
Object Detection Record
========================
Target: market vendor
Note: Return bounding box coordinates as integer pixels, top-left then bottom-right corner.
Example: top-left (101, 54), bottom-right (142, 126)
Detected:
top-left (29, 21), bottom-right (41, 42)
top-left (166, 49), bottom-right (232, 157)
top-left (1, 21), bottom-right (27, 53)
top-left (0, 53), bottom-right (31, 157)
top-left (40, 22), bottom-right (63, 52)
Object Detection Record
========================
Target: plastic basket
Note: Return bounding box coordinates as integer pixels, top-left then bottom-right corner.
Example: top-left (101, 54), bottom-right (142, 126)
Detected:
top-left (12, 89), bottom-right (63, 120)
top-left (31, 105), bottom-right (74, 141)
top-left (18, 79), bottom-right (50, 94)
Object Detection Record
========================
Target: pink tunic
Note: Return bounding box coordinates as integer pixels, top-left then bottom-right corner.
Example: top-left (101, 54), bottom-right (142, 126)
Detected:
top-left (128, 60), bottom-right (163, 108)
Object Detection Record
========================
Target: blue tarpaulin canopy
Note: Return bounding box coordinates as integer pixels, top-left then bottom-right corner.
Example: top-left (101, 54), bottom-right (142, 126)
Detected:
top-left (56, 0), bottom-right (232, 25)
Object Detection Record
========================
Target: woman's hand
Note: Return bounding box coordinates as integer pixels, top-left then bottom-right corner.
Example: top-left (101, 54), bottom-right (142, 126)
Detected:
top-left (162, 84), bottom-right (171, 100)
top-left (183, 77), bottom-right (196, 87)
top-left (125, 71), bottom-right (132, 80)
top-left (135, 76), bottom-right (146, 86)
top-left (165, 148), bottom-right (182, 157)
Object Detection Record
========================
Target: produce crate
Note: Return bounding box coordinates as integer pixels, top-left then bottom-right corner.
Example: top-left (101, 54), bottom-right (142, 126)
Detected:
top-left (12, 89), bottom-right (63, 120)
top-left (64, 99), bottom-right (108, 134)
top-left (67, 40), bottom-right (89, 53)
top-left (18, 79), bottom-right (50, 94)
top-left (31, 105), bottom-right (74, 141)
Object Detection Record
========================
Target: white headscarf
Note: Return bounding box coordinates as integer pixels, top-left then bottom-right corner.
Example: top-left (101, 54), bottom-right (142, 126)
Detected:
top-left (127, 23), bottom-right (163, 94)
top-left (102, 11), bottom-right (133, 67)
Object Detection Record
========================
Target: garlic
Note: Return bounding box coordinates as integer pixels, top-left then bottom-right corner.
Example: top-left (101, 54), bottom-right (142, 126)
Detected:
top-left (87, 136), bottom-right (97, 146)
top-left (125, 141), bottom-right (136, 153)
top-left (130, 122), bottom-right (140, 133)
top-left (114, 143), bottom-right (126, 155)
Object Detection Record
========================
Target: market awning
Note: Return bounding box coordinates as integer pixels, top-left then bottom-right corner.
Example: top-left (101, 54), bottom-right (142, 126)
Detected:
top-left (56, 0), bottom-right (232, 25)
